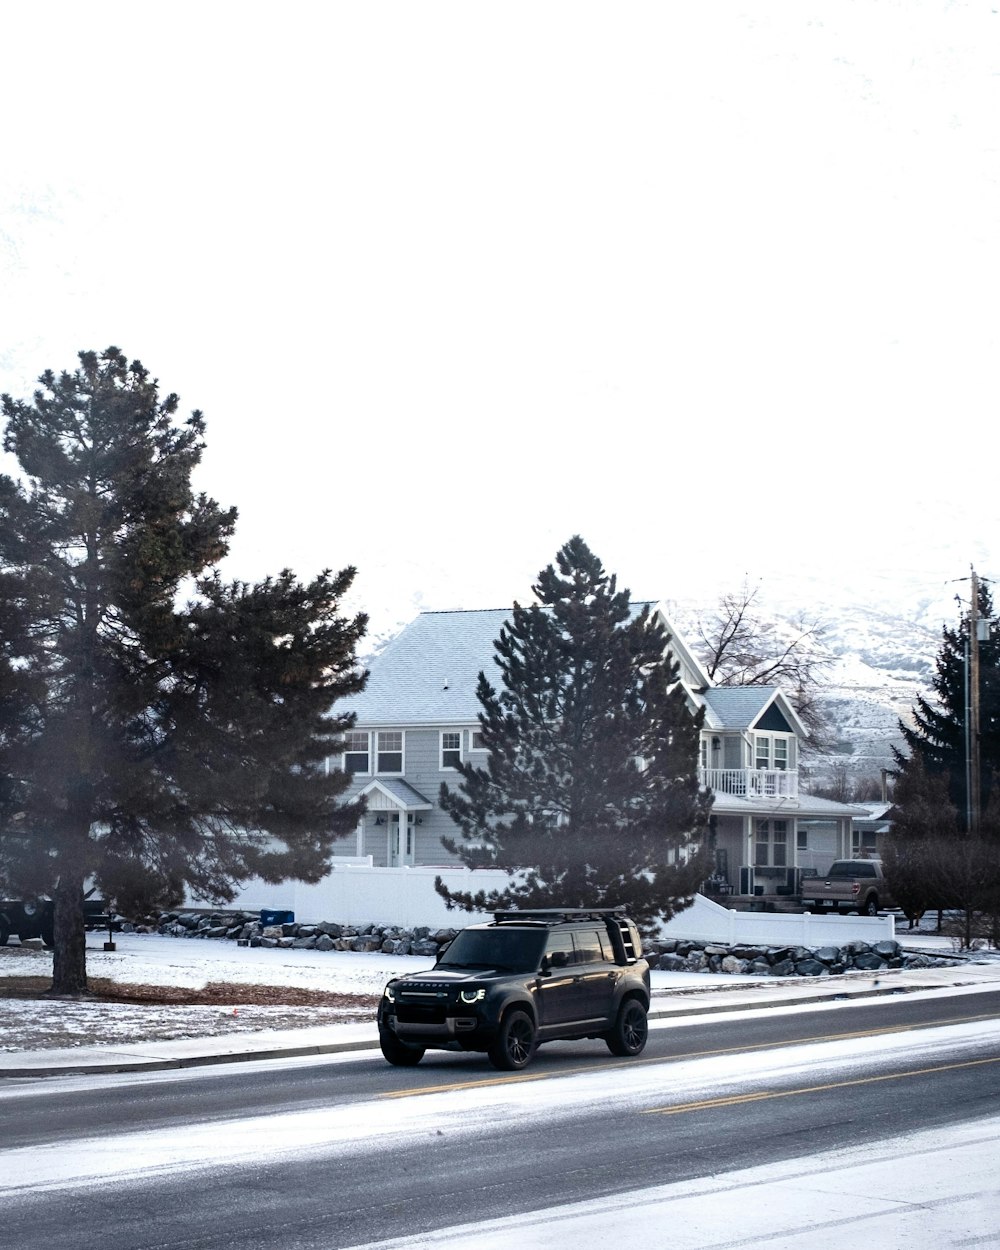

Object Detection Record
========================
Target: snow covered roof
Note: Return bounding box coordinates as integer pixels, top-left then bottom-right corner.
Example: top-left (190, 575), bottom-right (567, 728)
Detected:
top-left (701, 686), bottom-right (808, 737)
top-left (710, 791), bottom-right (869, 818)
top-left (360, 779), bottom-right (433, 810)
top-left (345, 602), bottom-right (709, 728)
top-left (347, 608), bottom-right (513, 725)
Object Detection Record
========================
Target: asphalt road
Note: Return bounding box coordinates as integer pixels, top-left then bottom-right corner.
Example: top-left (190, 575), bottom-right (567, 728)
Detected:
top-left (3, 987), bottom-right (999, 1250)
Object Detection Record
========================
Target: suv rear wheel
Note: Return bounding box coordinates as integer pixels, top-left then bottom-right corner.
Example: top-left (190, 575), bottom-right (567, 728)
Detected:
top-left (606, 999), bottom-right (648, 1057)
top-left (488, 1009), bottom-right (536, 1071)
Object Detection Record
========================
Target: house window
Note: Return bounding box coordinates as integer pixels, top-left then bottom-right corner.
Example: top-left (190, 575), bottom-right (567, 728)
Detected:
top-left (469, 730), bottom-right (487, 752)
top-left (376, 731), bottom-right (403, 774)
top-left (755, 734), bottom-right (793, 770)
top-left (754, 819), bottom-right (788, 866)
top-left (441, 732), bottom-right (462, 770)
top-left (754, 820), bottom-right (770, 867)
top-left (344, 731), bottom-right (370, 775)
top-left (772, 819), bottom-right (788, 867)
top-left (797, 828), bottom-right (808, 851)
top-left (853, 828), bottom-right (878, 856)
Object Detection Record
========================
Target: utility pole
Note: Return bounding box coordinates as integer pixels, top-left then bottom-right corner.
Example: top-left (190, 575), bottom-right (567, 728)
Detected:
top-left (969, 568), bottom-right (982, 835)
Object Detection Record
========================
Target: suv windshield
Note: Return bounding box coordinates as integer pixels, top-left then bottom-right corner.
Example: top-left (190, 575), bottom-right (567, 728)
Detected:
top-left (437, 927), bottom-right (547, 973)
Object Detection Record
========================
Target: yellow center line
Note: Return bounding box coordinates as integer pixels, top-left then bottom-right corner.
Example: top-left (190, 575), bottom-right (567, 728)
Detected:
top-left (645, 1055), bottom-right (1000, 1116)
top-left (380, 1012), bottom-right (1000, 1100)
top-left (381, 1070), bottom-right (554, 1098)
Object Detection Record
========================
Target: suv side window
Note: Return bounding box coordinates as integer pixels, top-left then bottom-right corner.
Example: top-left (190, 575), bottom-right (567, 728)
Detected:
top-left (544, 931), bottom-right (577, 969)
top-left (574, 929), bottom-right (610, 964)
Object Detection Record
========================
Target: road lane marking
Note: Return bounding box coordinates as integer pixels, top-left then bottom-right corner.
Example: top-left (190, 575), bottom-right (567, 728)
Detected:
top-left (643, 1054), bottom-right (1000, 1115)
top-left (381, 1070), bottom-right (554, 1098)
top-left (380, 1012), bottom-right (1000, 1099)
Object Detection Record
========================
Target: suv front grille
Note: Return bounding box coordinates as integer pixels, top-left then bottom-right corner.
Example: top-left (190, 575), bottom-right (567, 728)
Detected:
top-left (397, 1002), bottom-right (448, 1025)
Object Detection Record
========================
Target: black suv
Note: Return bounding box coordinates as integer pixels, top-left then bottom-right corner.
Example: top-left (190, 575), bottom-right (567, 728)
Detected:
top-left (377, 907), bottom-right (651, 1071)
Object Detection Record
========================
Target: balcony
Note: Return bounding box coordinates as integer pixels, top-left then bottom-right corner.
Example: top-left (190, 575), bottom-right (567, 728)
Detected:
top-left (700, 768), bottom-right (798, 800)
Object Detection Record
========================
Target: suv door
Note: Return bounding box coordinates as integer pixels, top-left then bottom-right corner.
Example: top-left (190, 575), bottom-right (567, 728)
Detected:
top-left (571, 927), bottom-right (619, 1025)
top-left (536, 931), bottom-right (580, 1026)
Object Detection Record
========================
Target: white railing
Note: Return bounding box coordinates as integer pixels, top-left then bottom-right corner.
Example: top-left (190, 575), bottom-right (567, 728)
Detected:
top-left (700, 767), bottom-right (798, 799)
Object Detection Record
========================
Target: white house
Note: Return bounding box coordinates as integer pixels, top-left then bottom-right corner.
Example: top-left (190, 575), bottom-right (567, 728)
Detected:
top-left (334, 604), bottom-right (866, 904)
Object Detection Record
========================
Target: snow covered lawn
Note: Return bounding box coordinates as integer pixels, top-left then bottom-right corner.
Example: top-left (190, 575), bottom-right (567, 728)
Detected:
top-left (0, 930), bottom-right (754, 1053)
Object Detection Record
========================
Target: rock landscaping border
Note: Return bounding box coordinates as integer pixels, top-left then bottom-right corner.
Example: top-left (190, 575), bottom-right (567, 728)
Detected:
top-left (143, 911), bottom-right (964, 975)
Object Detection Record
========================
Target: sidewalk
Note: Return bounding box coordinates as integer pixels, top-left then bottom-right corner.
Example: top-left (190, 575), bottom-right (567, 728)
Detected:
top-left (3, 959), bottom-right (999, 1080)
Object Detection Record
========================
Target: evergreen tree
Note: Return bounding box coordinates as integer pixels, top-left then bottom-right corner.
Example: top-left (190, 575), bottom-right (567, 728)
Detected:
top-left (0, 348), bottom-right (367, 994)
top-left (437, 536), bottom-right (713, 930)
top-left (894, 579), bottom-right (1000, 827)
top-left (883, 755), bottom-right (1000, 947)
top-left (888, 581), bottom-right (1000, 947)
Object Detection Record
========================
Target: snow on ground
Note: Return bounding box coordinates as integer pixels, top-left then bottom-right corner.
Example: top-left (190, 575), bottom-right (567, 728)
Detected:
top-left (0, 931), bottom-right (751, 1053)
top-left (0, 927), bottom-right (981, 1054)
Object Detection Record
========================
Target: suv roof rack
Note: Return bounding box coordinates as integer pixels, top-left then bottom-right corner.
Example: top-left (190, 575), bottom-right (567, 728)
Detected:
top-left (492, 907), bottom-right (627, 925)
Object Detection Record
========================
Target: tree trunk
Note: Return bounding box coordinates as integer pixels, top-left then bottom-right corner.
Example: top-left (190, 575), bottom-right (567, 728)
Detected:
top-left (49, 872), bottom-right (88, 996)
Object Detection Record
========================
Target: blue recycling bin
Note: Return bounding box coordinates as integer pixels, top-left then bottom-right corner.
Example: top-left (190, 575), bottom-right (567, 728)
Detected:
top-left (260, 909), bottom-right (295, 926)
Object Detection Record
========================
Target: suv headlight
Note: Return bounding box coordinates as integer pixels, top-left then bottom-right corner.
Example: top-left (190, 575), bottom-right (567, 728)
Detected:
top-left (459, 988), bottom-right (485, 1004)
top-left (383, 984), bottom-right (396, 1003)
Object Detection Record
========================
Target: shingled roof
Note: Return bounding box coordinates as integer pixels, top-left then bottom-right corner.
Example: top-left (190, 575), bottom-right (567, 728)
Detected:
top-left (347, 609), bottom-right (513, 725)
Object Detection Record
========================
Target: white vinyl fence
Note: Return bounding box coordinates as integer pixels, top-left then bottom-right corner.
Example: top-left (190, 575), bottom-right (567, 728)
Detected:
top-left (661, 893), bottom-right (895, 945)
top-left (200, 865), bottom-right (896, 945)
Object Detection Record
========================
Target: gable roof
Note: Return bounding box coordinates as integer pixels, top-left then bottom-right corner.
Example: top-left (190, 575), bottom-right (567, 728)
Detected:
top-left (346, 602), bottom-right (713, 728)
top-left (701, 686), bottom-right (808, 737)
top-left (348, 609), bottom-right (512, 725)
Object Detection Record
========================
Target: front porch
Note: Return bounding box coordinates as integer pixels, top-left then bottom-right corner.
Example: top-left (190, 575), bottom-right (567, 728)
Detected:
top-left (703, 802), bottom-right (864, 908)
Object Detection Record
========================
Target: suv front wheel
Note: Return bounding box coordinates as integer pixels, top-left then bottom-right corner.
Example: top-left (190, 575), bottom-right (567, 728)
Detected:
top-left (488, 1009), bottom-right (537, 1071)
top-left (606, 999), bottom-right (648, 1057)
top-left (379, 1029), bottom-right (425, 1067)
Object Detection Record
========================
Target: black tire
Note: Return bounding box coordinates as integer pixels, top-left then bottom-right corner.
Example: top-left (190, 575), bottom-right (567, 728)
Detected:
top-left (0, 923), bottom-right (9, 947)
top-left (378, 1029), bottom-right (424, 1067)
top-left (861, 895), bottom-right (879, 917)
top-left (488, 1009), bottom-right (536, 1071)
top-left (606, 998), bottom-right (649, 1057)
top-left (41, 926), bottom-right (55, 948)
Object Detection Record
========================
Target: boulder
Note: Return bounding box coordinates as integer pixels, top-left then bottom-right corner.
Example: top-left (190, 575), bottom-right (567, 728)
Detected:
top-left (851, 952), bottom-right (884, 970)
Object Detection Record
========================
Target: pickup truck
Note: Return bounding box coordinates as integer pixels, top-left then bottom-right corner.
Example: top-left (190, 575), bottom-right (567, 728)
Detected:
top-left (799, 859), bottom-right (894, 916)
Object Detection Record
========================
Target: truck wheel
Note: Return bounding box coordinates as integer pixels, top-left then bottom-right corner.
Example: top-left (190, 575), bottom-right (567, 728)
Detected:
top-left (488, 1009), bottom-right (536, 1071)
top-left (606, 999), bottom-right (649, 1056)
top-left (861, 896), bottom-right (879, 916)
top-left (379, 1029), bottom-right (425, 1067)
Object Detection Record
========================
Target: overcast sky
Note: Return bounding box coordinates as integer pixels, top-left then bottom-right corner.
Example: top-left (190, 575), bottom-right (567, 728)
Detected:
top-left (1, 1), bottom-right (996, 636)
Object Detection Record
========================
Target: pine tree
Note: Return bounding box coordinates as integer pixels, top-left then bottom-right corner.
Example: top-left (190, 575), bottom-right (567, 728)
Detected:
top-left (888, 580), bottom-right (1000, 947)
top-left (894, 579), bottom-right (1000, 826)
top-left (437, 536), bottom-right (713, 930)
top-left (0, 348), bottom-right (367, 994)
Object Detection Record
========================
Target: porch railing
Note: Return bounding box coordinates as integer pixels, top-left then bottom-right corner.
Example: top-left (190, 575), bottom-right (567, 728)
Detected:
top-left (699, 767), bottom-right (798, 800)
